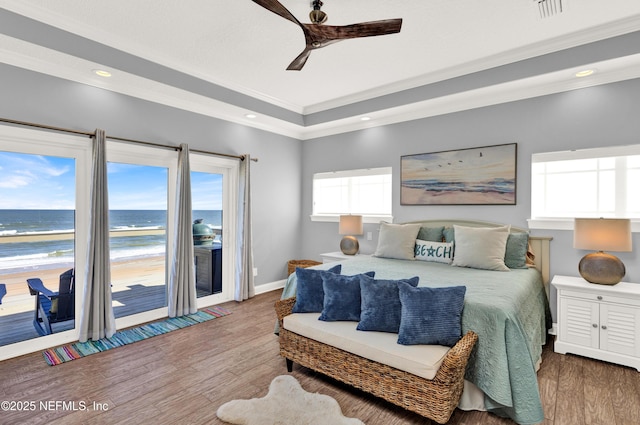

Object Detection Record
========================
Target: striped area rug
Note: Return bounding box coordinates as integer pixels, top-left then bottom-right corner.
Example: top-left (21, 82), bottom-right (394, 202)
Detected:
top-left (42, 306), bottom-right (232, 366)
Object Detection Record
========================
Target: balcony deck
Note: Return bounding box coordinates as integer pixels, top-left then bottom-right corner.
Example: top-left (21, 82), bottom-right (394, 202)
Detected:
top-left (0, 256), bottom-right (214, 346)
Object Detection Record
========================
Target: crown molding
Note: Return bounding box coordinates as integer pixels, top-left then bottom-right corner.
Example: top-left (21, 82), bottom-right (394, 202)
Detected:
top-left (2, 33), bottom-right (640, 141)
top-left (302, 13), bottom-right (640, 115)
top-left (5, 1), bottom-right (640, 118)
top-left (297, 54), bottom-right (640, 140)
top-left (0, 1), bottom-right (307, 114)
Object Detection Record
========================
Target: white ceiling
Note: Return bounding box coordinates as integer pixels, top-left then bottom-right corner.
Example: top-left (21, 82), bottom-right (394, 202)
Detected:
top-left (2, 0), bottom-right (640, 139)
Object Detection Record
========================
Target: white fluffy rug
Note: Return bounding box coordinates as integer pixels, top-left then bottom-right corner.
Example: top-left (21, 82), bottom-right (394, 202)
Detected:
top-left (216, 375), bottom-right (365, 425)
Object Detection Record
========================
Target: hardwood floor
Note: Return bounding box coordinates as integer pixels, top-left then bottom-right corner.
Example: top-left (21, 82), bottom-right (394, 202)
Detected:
top-left (1, 289), bottom-right (638, 425)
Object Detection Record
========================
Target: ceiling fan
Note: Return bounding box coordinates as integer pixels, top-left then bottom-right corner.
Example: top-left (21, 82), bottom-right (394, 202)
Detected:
top-left (251, 0), bottom-right (403, 70)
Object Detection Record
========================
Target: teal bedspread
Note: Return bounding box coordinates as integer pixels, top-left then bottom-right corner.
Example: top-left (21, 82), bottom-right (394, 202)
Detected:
top-left (279, 256), bottom-right (550, 425)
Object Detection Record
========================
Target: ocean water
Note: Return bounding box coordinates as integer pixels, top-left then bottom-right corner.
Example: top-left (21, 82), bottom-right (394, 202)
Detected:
top-left (401, 178), bottom-right (515, 194)
top-left (0, 209), bottom-right (221, 273)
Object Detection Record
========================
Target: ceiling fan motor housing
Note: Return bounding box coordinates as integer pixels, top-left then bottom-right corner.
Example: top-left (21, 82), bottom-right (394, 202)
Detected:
top-left (310, 0), bottom-right (327, 24)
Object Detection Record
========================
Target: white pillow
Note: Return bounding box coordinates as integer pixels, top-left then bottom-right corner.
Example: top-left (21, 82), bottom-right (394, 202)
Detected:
top-left (415, 240), bottom-right (453, 264)
top-left (373, 222), bottom-right (422, 260)
top-left (451, 225), bottom-right (511, 271)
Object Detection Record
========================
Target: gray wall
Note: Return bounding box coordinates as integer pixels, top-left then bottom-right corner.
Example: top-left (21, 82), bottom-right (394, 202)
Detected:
top-left (301, 78), bottom-right (640, 321)
top-left (2, 60), bottom-right (639, 312)
top-left (0, 64), bottom-right (303, 286)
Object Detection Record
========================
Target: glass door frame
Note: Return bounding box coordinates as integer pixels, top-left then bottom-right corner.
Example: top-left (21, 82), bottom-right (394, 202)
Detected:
top-left (190, 153), bottom-right (238, 306)
top-left (106, 142), bottom-right (239, 330)
top-left (106, 140), bottom-right (176, 329)
top-left (0, 125), bottom-right (91, 361)
top-left (0, 127), bottom-right (239, 361)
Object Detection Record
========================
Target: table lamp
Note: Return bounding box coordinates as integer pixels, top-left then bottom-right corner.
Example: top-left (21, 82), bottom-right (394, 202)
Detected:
top-left (339, 215), bottom-right (363, 255)
top-left (573, 218), bottom-right (632, 285)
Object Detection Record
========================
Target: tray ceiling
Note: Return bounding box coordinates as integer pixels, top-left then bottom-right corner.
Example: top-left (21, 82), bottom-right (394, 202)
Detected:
top-left (1, 0), bottom-right (640, 138)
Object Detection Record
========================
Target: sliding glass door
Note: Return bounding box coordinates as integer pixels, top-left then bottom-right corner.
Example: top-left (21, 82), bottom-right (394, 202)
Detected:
top-left (0, 153), bottom-right (77, 345)
top-left (107, 162), bottom-right (169, 318)
top-left (190, 154), bottom-right (237, 305)
top-left (0, 125), bottom-right (238, 360)
top-left (105, 144), bottom-right (238, 318)
top-left (0, 126), bottom-right (90, 359)
top-left (191, 171), bottom-right (223, 298)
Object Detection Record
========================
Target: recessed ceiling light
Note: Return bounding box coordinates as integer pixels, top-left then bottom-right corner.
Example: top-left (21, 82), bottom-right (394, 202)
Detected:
top-left (93, 69), bottom-right (112, 77)
top-left (245, 113), bottom-right (257, 119)
top-left (360, 116), bottom-right (371, 121)
top-left (575, 69), bottom-right (595, 78)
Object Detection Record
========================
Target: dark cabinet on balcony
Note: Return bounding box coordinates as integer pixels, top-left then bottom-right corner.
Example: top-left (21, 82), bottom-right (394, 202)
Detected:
top-left (194, 244), bottom-right (222, 295)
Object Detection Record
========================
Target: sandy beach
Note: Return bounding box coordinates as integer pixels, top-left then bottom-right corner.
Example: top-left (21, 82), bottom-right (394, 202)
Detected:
top-left (0, 255), bottom-right (166, 300)
top-left (401, 186), bottom-right (515, 205)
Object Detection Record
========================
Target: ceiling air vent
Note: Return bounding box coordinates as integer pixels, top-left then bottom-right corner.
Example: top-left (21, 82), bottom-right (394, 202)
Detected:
top-left (535, 0), bottom-right (563, 18)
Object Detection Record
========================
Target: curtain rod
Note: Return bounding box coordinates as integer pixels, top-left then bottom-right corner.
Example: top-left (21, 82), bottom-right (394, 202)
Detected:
top-left (0, 117), bottom-right (258, 162)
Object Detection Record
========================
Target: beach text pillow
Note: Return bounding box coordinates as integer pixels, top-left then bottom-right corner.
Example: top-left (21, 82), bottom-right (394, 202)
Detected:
top-left (414, 240), bottom-right (453, 264)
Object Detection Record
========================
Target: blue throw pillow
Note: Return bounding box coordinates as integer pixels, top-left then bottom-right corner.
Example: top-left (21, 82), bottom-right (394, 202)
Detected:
top-left (504, 233), bottom-right (529, 269)
top-left (417, 226), bottom-right (444, 242)
top-left (292, 264), bottom-right (341, 313)
top-left (397, 283), bottom-right (467, 347)
top-left (319, 271), bottom-right (375, 322)
top-left (357, 275), bottom-right (420, 333)
top-left (443, 227), bottom-right (455, 243)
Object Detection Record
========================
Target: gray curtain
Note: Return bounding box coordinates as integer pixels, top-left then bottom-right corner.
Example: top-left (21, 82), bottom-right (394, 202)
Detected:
top-left (79, 129), bottom-right (116, 342)
top-left (168, 144), bottom-right (198, 316)
top-left (235, 154), bottom-right (255, 301)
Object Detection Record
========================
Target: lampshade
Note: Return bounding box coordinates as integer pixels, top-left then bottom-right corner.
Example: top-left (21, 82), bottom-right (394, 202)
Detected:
top-left (574, 218), bottom-right (632, 285)
top-left (573, 218), bottom-right (632, 252)
top-left (339, 215), bottom-right (363, 236)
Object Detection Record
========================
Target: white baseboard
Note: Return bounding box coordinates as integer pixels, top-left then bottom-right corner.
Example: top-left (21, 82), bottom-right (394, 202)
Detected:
top-left (548, 323), bottom-right (558, 336)
top-left (255, 279), bottom-right (286, 295)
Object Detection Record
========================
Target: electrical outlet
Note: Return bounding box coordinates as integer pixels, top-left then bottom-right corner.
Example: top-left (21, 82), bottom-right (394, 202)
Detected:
top-left (253, 267), bottom-right (258, 277)
top-left (367, 231), bottom-right (373, 241)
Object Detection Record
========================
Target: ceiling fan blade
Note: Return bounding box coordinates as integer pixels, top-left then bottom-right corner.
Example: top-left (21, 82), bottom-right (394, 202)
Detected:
top-left (286, 48), bottom-right (312, 71)
top-left (307, 19), bottom-right (403, 41)
top-left (251, 0), bottom-right (301, 26)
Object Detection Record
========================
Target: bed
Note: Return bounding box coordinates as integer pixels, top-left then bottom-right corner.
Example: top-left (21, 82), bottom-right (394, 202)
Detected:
top-left (279, 220), bottom-right (552, 425)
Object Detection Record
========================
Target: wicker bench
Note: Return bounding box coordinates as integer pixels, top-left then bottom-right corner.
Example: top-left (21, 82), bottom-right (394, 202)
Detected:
top-left (275, 297), bottom-right (478, 424)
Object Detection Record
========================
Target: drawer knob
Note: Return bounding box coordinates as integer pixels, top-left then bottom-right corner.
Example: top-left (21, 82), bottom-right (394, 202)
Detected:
top-left (601, 325), bottom-right (607, 330)
top-left (597, 296), bottom-right (603, 300)
top-left (592, 324), bottom-right (598, 328)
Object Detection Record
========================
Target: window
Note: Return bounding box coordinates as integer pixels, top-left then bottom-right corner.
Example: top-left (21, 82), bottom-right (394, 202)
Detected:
top-left (0, 125), bottom-right (90, 359)
top-left (311, 167), bottom-right (392, 222)
top-left (529, 144), bottom-right (640, 230)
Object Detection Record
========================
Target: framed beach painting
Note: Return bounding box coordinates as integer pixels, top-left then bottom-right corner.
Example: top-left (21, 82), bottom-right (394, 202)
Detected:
top-left (401, 143), bottom-right (517, 205)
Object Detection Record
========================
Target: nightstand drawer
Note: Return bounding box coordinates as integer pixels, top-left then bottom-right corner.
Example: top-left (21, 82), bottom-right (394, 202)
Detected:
top-left (560, 289), bottom-right (640, 307)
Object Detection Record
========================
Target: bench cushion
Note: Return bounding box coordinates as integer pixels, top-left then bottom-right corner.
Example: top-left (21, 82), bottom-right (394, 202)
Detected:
top-left (283, 312), bottom-right (450, 380)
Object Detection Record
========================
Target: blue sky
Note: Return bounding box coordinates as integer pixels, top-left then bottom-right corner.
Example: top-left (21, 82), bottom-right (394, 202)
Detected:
top-left (0, 152), bottom-right (223, 210)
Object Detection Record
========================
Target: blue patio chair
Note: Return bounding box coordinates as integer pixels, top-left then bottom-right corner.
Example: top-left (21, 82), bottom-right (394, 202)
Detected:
top-left (26, 269), bottom-right (75, 336)
top-left (0, 283), bottom-right (6, 304)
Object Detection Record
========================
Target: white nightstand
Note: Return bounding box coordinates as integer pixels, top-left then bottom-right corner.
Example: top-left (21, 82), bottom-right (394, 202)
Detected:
top-left (551, 275), bottom-right (640, 371)
top-left (320, 251), bottom-right (369, 263)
